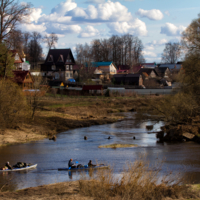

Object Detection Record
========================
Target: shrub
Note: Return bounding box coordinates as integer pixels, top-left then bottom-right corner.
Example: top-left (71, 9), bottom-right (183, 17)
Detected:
top-left (105, 89), bottom-right (110, 97)
top-left (0, 80), bottom-right (29, 128)
top-left (79, 160), bottom-right (198, 200)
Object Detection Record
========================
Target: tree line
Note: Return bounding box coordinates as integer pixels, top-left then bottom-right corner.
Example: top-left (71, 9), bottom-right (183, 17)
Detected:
top-left (75, 34), bottom-right (146, 66)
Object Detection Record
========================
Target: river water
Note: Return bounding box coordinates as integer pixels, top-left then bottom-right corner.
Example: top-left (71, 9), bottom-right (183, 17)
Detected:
top-left (0, 113), bottom-right (200, 191)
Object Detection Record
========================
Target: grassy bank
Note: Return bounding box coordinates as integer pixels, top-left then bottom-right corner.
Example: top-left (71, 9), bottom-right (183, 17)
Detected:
top-left (1, 160), bottom-right (200, 200)
top-left (0, 94), bottom-right (160, 147)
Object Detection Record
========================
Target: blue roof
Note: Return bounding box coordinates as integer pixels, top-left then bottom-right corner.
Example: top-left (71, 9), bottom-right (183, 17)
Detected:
top-left (84, 62), bottom-right (115, 67)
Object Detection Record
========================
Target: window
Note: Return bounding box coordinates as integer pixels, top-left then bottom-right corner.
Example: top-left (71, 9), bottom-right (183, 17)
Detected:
top-left (70, 65), bottom-right (73, 70)
top-left (55, 72), bottom-right (59, 79)
top-left (58, 55), bottom-right (63, 62)
top-left (26, 75), bottom-right (29, 79)
top-left (52, 65), bottom-right (56, 70)
top-left (48, 55), bottom-right (53, 62)
top-left (66, 65), bottom-right (69, 70)
top-left (66, 54), bottom-right (72, 63)
top-left (15, 54), bottom-right (19, 61)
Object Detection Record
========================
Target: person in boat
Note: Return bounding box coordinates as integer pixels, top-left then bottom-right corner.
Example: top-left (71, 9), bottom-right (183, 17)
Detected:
top-left (68, 158), bottom-right (76, 168)
top-left (88, 160), bottom-right (96, 167)
top-left (5, 162), bottom-right (12, 170)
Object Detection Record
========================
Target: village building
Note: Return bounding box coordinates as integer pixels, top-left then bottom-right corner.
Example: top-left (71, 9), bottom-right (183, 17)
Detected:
top-left (117, 65), bottom-right (130, 74)
top-left (40, 49), bottom-right (75, 84)
top-left (154, 67), bottom-right (171, 79)
top-left (10, 50), bottom-right (30, 71)
top-left (13, 71), bottom-right (34, 89)
top-left (113, 74), bottom-right (143, 86)
top-left (93, 62), bottom-right (117, 82)
top-left (136, 68), bottom-right (158, 80)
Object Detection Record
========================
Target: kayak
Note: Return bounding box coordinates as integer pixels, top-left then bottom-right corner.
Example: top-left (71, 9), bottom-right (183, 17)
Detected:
top-left (58, 165), bottom-right (109, 171)
top-left (0, 164), bottom-right (37, 172)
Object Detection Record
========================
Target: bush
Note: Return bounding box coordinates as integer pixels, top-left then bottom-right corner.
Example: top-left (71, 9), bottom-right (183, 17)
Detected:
top-left (0, 80), bottom-right (29, 128)
top-left (79, 160), bottom-right (198, 200)
top-left (105, 89), bottom-right (110, 97)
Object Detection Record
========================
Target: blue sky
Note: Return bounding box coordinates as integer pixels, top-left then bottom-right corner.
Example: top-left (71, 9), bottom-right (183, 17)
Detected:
top-left (20, 0), bottom-right (200, 62)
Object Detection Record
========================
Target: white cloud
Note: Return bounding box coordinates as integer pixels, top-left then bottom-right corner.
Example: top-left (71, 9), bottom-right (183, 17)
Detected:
top-left (136, 9), bottom-right (163, 21)
top-left (67, 1), bottom-right (132, 22)
top-left (78, 25), bottom-right (100, 38)
top-left (160, 23), bottom-right (186, 36)
top-left (143, 51), bottom-right (157, 57)
top-left (51, 0), bottom-right (77, 15)
top-left (107, 19), bottom-right (147, 36)
top-left (147, 39), bottom-right (168, 46)
top-left (164, 11), bottom-right (170, 16)
top-left (45, 23), bottom-right (81, 34)
top-left (28, 8), bottom-right (43, 23)
top-left (85, 0), bottom-right (105, 4)
top-left (18, 0), bottom-right (147, 38)
top-left (20, 23), bottom-right (46, 32)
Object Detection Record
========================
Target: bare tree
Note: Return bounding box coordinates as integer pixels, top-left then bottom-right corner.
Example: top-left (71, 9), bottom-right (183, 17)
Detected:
top-left (182, 13), bottom-right (200, 56)
top-left (6, 29), bottom-right (24, 53)
top-left (27, 32), bottom-right (43, 69)
top-left (44, 33), bottom-right (58, 50)
top-left (23, 32), bottom-right (31, 56)
top-left (161, 42), bottom-right (181, 64)
top-left (0, 0), bottom-right (31, 43)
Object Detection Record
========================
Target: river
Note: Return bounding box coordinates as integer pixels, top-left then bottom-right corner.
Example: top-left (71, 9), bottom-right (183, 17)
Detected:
top-left (0, 112), bottom-right (200, 191)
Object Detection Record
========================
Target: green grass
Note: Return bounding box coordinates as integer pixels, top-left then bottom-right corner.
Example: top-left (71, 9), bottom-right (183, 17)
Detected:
top-left (98, 143), bottom-right (137, 148)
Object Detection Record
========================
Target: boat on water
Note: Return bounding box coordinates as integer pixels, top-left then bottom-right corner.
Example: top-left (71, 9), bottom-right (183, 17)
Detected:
top-left (58, 165), bottom-right (109, 171)
top-left (0, 164), bottom-right (37, 172)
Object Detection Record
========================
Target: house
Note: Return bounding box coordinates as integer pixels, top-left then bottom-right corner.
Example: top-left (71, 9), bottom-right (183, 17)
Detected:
top-left (154, 67), bottom-right (171, 79)
top-left (159, 63), bottom-right (182, 72)
top-left (132, 63), bottom-right (157, 73)
top-left (113, 74), bottom-right (143, 86)
top-left (10, 50), bottom-right (24, 70)
top-left (136, 68), bottom-right (158, 79)
top-left (40, 49), bottom-right (75, 83)
top-left (117, 65), bottom-right (130, 74)
top-left (92, 62), bottom-right (117, 81)
top-left (10, 50), bottom-right (30, 71)
top-left (13, 71), bottom-right (34, 89)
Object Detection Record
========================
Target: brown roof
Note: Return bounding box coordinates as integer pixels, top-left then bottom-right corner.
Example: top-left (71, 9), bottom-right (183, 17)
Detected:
top-left (9, 50), bottom-right (23, 63)
top-left (13, 71), bottom-right (30, 83)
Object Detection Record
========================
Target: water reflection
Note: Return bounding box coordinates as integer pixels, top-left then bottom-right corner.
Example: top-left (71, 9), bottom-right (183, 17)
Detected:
top-left (0, 112), bottom-right (200, 191)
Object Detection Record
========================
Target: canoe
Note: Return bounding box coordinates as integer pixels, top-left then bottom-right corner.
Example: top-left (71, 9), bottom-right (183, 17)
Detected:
top-left (58, 165), bottom-right (109, 171)
top-left (0, 164), bottom-right (37, 172)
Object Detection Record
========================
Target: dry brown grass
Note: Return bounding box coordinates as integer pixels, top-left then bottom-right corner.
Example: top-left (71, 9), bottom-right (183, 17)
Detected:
top-left (79, 160), bottom-right (199, 200)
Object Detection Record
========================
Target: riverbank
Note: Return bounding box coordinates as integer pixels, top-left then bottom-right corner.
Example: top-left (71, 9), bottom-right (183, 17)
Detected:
top-left (0, 180), bottom-right (199, 200)
top-left (0, 95), bottom-right (159, 147)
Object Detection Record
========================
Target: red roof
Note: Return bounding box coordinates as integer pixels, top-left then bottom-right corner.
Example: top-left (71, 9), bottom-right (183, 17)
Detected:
top-left (82, 85), bottom-right (102, 90)
top-left (13, 71), bottom-right (29, 83)
top-left (117, 65), bottom-right (130, 70)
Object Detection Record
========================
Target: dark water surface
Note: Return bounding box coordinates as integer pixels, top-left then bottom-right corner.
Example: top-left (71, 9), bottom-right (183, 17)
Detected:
top-left (0, 113), bottom-right (200, 191)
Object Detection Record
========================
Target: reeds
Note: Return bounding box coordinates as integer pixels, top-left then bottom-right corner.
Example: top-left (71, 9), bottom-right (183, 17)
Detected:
top-left (79, 159), bottom-right (199, 200)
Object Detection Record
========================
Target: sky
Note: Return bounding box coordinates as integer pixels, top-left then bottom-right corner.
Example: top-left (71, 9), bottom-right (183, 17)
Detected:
top-left (19, 0), bottom-right (200, 63)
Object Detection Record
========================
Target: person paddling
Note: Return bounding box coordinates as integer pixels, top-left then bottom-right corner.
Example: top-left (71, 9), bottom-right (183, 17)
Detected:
top-left (5, 161), bottom-right (13, 170)
top-left (68, 158), bottom-right (76, 168)
top-left (88, 160), bottom-right (96, 167)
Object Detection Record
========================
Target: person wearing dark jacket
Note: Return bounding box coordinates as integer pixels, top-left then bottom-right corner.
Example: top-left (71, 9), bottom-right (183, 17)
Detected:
top-left (5, 162), bottom-right (12, 170)
top-left (68, 158), bottom-right (76, 168)
top-left (88, 160), bottom-right (96, 167)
